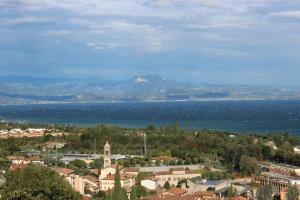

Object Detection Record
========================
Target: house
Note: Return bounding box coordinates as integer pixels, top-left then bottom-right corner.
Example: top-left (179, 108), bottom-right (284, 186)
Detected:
top-left (83, 175), bottom-right (99, 193)
top-left (141, 188), bottom-right (223, 200)
top-left (154, 167), bottom-right (201, 187)
top-left (99, 173), bottom-right (135, 191)
top-left (54, 167), bottom-right (85, 195)
top-left (123, 167), bottom-right (140, 176)
top-left (141, 179), bottom-right (158, 190)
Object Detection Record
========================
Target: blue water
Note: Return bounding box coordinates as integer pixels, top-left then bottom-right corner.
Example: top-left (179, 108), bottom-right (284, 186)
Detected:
top-left (1, 100), bottom-right (300, 134)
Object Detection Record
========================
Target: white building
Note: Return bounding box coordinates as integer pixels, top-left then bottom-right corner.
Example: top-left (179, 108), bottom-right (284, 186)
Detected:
top-left (141, 179), bottom-right (158, 190)
top-left (154, 167), bottom-right (201, 187)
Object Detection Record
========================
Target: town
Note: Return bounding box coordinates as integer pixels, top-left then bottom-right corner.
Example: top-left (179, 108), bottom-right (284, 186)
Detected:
top-left (0, 122), bottom-right (299, 200)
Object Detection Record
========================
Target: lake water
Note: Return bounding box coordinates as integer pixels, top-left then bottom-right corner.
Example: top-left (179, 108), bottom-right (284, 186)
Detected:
top-left (1, 100), bottom-right (300, 134)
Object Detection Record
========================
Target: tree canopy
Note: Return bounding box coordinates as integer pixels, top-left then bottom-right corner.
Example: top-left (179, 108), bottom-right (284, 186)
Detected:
top-left (1, 164), bottom-right (82, 200)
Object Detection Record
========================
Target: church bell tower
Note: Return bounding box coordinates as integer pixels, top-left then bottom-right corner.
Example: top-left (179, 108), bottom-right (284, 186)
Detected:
top-left (103, 141), bottom-right (111, 168)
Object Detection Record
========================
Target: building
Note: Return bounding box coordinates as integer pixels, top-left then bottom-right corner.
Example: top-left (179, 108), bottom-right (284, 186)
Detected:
top-left (103, 141), bottom-right (111, 168)
top-left (141, 189), bottom-right (222, 200)
top-left (141, 179), bottom-right (158, 190)
top-left (83, 175), bottom-right (99, 193)
top-left (264, 163), bottom-right (300, 176)
top-left (154, 167), bottom-right (201, 187)
top-left (187, 177), bottom-right (230, 197)
top-left (54, 167), bottom-right (85, 195)
top-left (253, 172), bottom-right (300, 193)
top-left (99, 141), bottom-right (136, 191)
top-left (99, 173), bottom-right (135, 191)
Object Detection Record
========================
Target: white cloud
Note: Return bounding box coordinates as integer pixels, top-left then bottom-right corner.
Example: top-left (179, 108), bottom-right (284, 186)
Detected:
top-left (0, 16), bottom-right (51, 25)
top-left (85, 42), bottom-right (95, 47)
top-left (267, 11), bottom-right (300, 18)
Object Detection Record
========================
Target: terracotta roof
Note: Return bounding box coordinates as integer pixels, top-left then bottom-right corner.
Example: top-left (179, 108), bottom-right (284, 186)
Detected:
top-left (54, 167), bottom-right (74, 176)
top-left (124, 167), bottom-right (139, 172)
top-left (166, 187), bottom-right (187, 195)
top-left (192, 191), bottom-right (215, 198)
top-left (141, 194), bottom-right (222, 200)
top-left (84, 175), bottom-right (98, 183)
top-left (89, 169), bottom-right (100, 176)
top-left (101, 173), bottom-right (135, 181)
top-left (104, 164), bottom-right (124, 170)
top-left (230, 197), bottom-right (248, 200)
top-left (154, 169), bottom-right (199, 176)
top-left (82, 195), bottom-right (92, 200)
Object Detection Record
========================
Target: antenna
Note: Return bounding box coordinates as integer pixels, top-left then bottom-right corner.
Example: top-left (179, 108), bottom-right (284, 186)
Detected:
top-left (55, 137), bottom-right (58, 167)
top-left (93, 138), bottom-right (96, 156)
top-left (144, 132), bottom-right (147, 157)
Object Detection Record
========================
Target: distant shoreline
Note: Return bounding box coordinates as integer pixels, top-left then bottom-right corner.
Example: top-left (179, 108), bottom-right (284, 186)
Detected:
top-left (1, 98), bottom-right (300, 106)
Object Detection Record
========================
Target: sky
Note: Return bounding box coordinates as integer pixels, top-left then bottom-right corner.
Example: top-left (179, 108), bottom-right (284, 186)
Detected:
top-left (0, 0), bottom-right (300, 86)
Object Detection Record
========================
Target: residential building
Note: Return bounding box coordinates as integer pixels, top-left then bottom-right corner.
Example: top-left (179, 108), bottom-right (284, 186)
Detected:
top-left (141, 179), bottom-right (158, 190)
top-left (54, 167), bottom-right (85, 195)
top-left (253, 172), bottom-right (300, 193)
top-left (154, 167), bottom-right (201, 187)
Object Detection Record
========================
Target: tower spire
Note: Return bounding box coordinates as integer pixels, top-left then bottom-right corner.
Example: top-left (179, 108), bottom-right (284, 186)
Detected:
top-left (103, 141), bottom-right (111, 168)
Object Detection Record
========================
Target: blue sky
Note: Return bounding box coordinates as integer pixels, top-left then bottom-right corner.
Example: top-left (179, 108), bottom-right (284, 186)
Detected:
top-left (0, 0), bottom-right (300, 86)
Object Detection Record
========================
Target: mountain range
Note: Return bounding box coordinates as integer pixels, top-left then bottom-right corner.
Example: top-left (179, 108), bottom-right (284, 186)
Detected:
top-left (0, 75), bottom-right (299, 104)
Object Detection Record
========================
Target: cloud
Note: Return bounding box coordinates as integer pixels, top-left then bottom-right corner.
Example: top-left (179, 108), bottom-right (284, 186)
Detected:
top-left (69, 18), bottom-right (172, 52)
top-left (200, 47), bottom-right (250, 57)
top-left (0, 16), bottom-right (51, 25)
top-left (267, 11), bottom-right (300, 18)
top-left (85, 42), bottom-right (95, 47)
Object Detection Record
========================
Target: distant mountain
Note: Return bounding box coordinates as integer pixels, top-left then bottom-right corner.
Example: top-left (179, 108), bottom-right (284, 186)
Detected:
top-left (0, 75), bottom-right (299, 104)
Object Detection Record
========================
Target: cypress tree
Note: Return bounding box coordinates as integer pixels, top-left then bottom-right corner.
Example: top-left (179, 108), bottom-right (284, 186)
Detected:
top-left (112, 166), bottom-right (123, 200)
top-left (287, 184), bottom-right (299, 200)
top-left (122, 189), bottom-right (129, 200)
top-left (257, 184), bottom-right (273, 200)
top-left (227, 184), bottom-right (235, 197)
top-left (130, 187), bottom-right (138, 200)
top-left (163, 181), bottom-right (171, 190)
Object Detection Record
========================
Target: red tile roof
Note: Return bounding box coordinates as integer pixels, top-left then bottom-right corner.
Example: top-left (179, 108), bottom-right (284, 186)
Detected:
top-left (166, 187), bottom-right (187, 195)
top-left (54, 167), bottom-right (74, 176)
top-left (230, 197), bottom-right (248, 200)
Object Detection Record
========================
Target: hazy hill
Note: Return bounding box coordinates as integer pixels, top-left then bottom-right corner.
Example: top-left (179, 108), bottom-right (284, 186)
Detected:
top-left (0, 75), bottom-right (299, 104)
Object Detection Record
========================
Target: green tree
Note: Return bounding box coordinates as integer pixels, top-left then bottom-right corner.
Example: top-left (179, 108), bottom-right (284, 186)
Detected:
top-left (227, 184), bottom-right (236, 198)
top-left (1, 164), bottom-right (82, 200)
top-left (130, 187), bottom-right (138, 200)
top-left (239, 155), bottom-right (259, 176)
top-left (92, 191), bottom-right (106, 200)
top-left (256, 184), bottom-right (273, 200)
top-left (135, 172), bottom-right (151, 185)
top-left (112, 166), bottom-right (123, 200)
top-left (287, 184), bottom-right (299, 200)
top-left (163, 181), bottom-right (171, 190)
top-left (90, 158), bottom-right (103, 169)
top-left (69, 159), bottom-right (87, 169)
